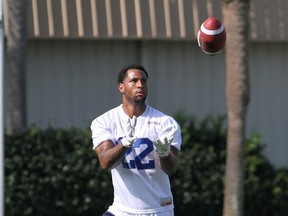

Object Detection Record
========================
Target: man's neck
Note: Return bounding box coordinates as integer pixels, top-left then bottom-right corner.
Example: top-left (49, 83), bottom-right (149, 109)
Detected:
top-left (122, 103), bottom-right (146, 118)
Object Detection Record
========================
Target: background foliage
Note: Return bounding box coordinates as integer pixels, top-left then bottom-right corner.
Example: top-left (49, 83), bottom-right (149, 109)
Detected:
top-left (5, 115), bottom-right (288, 216)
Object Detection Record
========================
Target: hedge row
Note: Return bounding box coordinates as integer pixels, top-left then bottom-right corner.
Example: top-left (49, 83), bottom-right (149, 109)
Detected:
top-left (5, 115), bottom-right (288, 216)
top-left (172, 114), bottom-right (288, 216)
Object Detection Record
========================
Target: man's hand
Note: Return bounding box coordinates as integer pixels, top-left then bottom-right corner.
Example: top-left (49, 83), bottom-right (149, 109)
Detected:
top-left (153, 127), bottom-right (177, 157)
top-left (121, 116), bottom-right (137, 148)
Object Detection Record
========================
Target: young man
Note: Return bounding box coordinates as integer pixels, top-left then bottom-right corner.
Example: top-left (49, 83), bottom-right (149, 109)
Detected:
top-left (90, 64), bottom-right (182, 216)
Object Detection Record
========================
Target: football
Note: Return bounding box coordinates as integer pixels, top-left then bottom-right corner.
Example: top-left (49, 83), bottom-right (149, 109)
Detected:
top-left (197, 17), bottom-right (226, 56)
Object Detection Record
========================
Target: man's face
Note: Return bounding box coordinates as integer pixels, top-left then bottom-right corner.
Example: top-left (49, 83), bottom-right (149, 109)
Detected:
top-left (119, 69), bottom-right (148, 104)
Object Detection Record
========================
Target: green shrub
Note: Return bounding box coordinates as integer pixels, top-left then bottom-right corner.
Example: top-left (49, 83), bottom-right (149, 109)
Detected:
top-left (5, 127), bottom-right (112, 216)
top-left (171, 114), bottom-right (226, 216)
top-left (4, 115), bottom-right (288, 216)
top-left (172, 114), bottom-right (288, 216)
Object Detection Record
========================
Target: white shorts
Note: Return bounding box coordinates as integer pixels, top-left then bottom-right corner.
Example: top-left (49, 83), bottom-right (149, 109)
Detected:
top-left (103, 208), bottom-right (174, 216)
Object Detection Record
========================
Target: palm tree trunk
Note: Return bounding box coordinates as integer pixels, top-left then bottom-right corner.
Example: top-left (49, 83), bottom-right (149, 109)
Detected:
top-left (6, 0), bottom-right (28, 134)
top-left (222, 0), bottom-right (250, 216)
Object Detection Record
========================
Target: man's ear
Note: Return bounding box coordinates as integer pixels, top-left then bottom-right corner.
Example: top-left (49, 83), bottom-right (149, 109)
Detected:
top-left (119, 83), bottom-right (124, 93)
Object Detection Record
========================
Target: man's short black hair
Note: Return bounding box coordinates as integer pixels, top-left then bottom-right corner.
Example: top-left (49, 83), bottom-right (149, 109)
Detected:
top-left (117, 64), bottom-right (149, 84)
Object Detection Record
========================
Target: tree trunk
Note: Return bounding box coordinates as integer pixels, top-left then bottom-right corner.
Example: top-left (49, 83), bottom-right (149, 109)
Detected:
top-left (6, 0), bottom-right (28, 134)
top-left (222, 0), bottom-right (250, 216)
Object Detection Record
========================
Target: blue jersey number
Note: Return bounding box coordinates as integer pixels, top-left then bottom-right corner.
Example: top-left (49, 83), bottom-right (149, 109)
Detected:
top-left (118, 138), bottom-right (155, 170)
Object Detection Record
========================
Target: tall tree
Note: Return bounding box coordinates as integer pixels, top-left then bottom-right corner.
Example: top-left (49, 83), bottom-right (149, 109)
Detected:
top-left (221, 0), bottom-right (250, 216)
top-left (6, 0), bottom-right (28, 134)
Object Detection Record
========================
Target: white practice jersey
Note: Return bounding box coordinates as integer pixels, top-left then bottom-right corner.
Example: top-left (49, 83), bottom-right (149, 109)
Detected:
top-left (91, 105), bottom-right (182, 215)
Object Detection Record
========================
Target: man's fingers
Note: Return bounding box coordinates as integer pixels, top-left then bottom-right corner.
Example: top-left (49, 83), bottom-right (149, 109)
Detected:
top-left (131, 115), bottom-right (137, 127)
top-left (126, 116), bottom-right (137, 137)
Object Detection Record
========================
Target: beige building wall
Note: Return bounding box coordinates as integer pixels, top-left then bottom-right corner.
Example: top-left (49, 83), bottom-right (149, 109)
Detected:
top-left (3, 0), bottom-right (288, 167)
top-left (19, 40), bottom-right (288, 167)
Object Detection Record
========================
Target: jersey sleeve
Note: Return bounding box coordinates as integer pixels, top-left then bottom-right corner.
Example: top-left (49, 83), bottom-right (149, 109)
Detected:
top-left (90, 117), bottom-right (116, 150)
top-left (159, 117), bottom-right (182, 150)
top-left (172, 125), bottom-right (182, 150)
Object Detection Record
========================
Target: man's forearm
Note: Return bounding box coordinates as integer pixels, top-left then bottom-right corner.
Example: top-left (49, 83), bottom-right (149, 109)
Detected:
top-left (159, 149), bottom-right (179, 176)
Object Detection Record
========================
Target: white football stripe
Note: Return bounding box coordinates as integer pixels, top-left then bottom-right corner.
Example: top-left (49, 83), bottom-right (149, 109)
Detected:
top-left (201, 23), bottom-right (224, 35)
